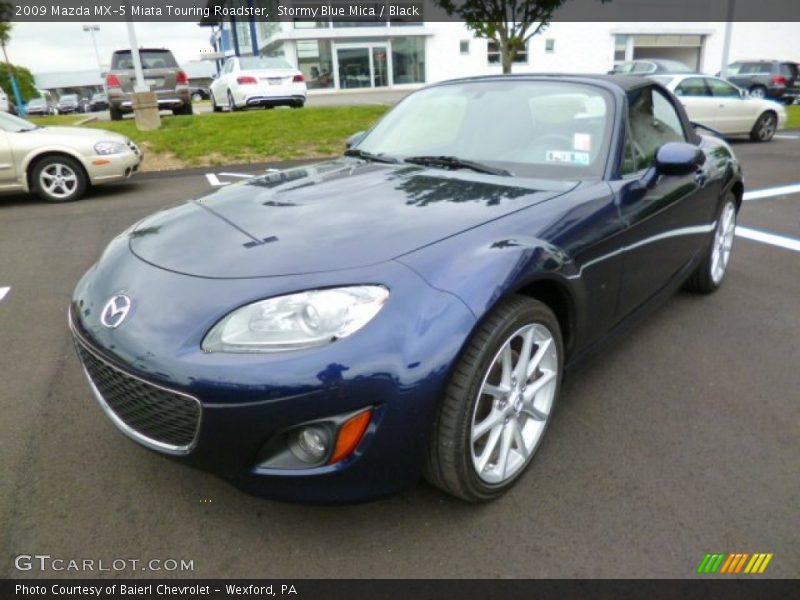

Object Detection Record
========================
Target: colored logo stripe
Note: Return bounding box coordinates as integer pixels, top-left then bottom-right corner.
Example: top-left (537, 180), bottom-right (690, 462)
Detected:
top-left (697, 553), bottom-right (773, 574)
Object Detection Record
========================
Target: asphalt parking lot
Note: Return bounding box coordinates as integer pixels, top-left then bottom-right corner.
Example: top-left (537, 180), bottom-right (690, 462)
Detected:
top-left (1, 134), bottom-right (798, 579)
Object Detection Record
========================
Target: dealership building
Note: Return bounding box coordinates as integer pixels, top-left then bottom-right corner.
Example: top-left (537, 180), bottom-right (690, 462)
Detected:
top-left (202, 13), bottom-right (799, 93)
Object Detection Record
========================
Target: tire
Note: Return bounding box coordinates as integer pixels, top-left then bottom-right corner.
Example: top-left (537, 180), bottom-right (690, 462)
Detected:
top-left (31, 155), bottom-right (88, 203)
top-left (210, 92), bottom-right (222, 113)
top-left (172, 103), bottom-right (193, 116)
top-left (191, 92), bottom-right (203, 102)
top-left (750, 111), bottom-right (777, 142)
top-left (291, 101), bottom-right (305, 109)
top-left (749, 85), bottom-right (767, 99)
top-left (109, 106), bottom-right (123, 121)
top-left (685, 194), bottom-right (737, 294)
top-left (424, 295), bottom-right (563, 502)
top-left (227, 90), bottom-right (240, 112)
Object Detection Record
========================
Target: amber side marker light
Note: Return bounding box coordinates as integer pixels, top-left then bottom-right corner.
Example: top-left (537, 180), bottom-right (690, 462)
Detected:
top-left (329, 409), bottom-right (372, 464)
top-left (92, 159), bottom-right (111, 166)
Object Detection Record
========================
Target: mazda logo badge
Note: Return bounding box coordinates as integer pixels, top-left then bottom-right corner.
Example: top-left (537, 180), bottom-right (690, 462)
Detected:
top-left (100, 294), bottom-right (132, 329)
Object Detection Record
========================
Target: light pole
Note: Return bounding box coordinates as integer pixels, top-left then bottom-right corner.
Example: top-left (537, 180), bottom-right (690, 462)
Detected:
top-left (82, 24), bottom-right (102, 72)
top-left (720, 0), bottom-right (736, 79)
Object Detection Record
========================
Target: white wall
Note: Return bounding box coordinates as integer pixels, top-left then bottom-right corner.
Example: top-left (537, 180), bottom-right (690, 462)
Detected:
top-left (423, 22), bottom-right (800, 83)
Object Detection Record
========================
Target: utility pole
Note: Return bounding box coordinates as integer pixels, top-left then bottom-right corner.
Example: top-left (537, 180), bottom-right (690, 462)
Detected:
top-left (124, 17), bottom-right (160, 130)
top-left (82, 24), bottom-right (102, 71)
top-left (720, 0), bottom-right (736, 79)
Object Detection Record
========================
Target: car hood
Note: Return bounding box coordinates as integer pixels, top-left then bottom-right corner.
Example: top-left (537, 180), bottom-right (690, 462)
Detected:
top-left (30, 126), bottom-right (127, 143)
top-left (128, 159), bottom-right (576, 279)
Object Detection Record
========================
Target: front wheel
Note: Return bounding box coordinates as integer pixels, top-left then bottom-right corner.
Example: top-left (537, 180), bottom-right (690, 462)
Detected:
top-left (31, 155), bottom-right (88, 203)
top-left (685, 195), bottom-right (737, 293)
top-left (749, 85), bottom-right (767, 99)
top-left (750, 111), bottom-right (777, 142)
top-left (424, 296), bottom-right (563, 502)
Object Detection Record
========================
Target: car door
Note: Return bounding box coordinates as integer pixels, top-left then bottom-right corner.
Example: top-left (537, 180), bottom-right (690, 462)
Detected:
top-left (0, 129), bottom-right (18, 188)
top-left (705, 77), bottom-right (753, 134)
top-left (673, 77), bottom-right (719, 129)
top-left (613, 85), bottom-right (713, 318)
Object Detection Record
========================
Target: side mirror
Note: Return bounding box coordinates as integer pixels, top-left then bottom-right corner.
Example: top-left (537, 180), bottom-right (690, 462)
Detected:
top-left (211, 73), bottom-right (217, 80)
top-left (655, 142), bottom-right (705, 176)
top-left (345, 131), bottom-right (366, 149)
top-left (633, 142), bottom-right (705, 192)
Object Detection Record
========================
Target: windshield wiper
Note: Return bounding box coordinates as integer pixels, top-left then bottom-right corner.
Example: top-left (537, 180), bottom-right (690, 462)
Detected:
top-left (404, 155), bottom-right (511, 176)
top-left (343, 148), bottom-right (399, 164)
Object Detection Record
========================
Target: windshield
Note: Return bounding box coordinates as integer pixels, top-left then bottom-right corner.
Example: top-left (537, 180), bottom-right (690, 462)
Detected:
top-left (0, 112), bottom-right (38, 132)
top-left (28, 98), bottom-right (45, 107)
top-left (239, 56), bottom-right (292, 70)
top-left (60, 95), bottom-right (78, 102)
top-left (355, 81), bottom-right (614, 178)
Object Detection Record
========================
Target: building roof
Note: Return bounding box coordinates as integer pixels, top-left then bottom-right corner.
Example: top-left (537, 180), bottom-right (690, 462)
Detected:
top-left (34, 70), bottom-right (104, 90)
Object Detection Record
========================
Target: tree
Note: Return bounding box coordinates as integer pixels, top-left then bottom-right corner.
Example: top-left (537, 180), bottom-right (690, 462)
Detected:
top-left (0, 4), bottom-right (30, 108)
top-left (435, 0), bottom-right (611, 74)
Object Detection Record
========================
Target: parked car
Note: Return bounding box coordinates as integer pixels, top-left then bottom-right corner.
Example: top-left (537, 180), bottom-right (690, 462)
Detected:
top-left (652, 74), bottom-right (787, 142)
top-left (25, 97), bottom-right (56, 116)
top-left (0, 111), bottom-right (142, 202)
top-left (70, 75), bottom-right (743, 503)
top-left (610, 59), bottom-right (692, 75)
top-left (0, 85), bottom-right (9, 112)
top-left (89, 92), bottom-right (109, 111)
top-left (105, 48), bottom-right (192, 120)
top-left (721, 60), bottom-right (800, 103)
top-left (56, 94), bottom-right (80, 114)
top-left (190, 87), bottom-right (209, 101)
top-left (209, 56), bottom-right (306, 111)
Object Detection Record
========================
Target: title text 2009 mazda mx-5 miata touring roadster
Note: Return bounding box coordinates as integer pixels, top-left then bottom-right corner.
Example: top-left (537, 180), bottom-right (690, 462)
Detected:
top-left (70, 75), bottom-right (742, 502)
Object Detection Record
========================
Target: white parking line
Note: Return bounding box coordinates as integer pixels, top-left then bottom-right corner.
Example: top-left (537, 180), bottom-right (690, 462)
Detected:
top-left (774, 134), bottom-right (800, 140)
top-left (743, 183), bottom-right (800, 201)
top-left (0, 287), bottom-right (10, 303)
top-left (205, 174), bottom-right (230, 187)
top-left (218, 172), bottom-right (254, 178)
top-left (736, 226), bottom-right (800, 253)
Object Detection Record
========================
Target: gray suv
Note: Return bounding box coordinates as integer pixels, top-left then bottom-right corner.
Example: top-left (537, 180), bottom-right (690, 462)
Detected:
top-left (105, 48), bottom-right (192, 120)
top-left (723, 60), bottom-right (800, 104)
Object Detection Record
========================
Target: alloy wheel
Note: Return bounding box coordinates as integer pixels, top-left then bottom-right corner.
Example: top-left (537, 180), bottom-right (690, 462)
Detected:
top-left (757, 114), bottom-right (777, 141)
top-left (470, 323), bottom-right (558, 484)
top-left (710, 202), bottom-right (736, 284)
top-left (750, 87), bottom-right (766, 99)
top-left (39, 163), bottom-right (78, 200)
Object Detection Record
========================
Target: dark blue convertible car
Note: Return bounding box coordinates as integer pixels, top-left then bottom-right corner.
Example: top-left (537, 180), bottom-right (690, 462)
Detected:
top-left (70, 75), bottom-right (742, 502)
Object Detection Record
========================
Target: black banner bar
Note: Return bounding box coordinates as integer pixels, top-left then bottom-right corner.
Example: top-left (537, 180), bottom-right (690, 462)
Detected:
top-left (7, 0), bottom-right (800, 23)
top-left (3, 579), bottom-right (799, 600)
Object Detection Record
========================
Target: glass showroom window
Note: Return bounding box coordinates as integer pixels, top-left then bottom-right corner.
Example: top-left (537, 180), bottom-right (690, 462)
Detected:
top-left (392, 37), bottom-right (426, 84)
top-left (487, 41), bottom-right (527, 65)
top-left (297, 40), bottom-right (334, 89)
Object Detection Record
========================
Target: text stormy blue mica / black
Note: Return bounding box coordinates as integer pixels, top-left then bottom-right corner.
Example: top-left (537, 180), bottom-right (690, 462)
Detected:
top-left (70, 75), bottom-right (743, 502)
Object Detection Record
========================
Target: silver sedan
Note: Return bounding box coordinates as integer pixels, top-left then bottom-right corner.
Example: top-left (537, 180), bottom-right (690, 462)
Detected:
top-left (0, 112), bottom-right (142, 202)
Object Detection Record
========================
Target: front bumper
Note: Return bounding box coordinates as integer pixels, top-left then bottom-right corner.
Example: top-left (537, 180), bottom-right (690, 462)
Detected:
top-left (69, 241), bottom-right (476, 502)
top-left (87, 147), bottom-right (143, 184)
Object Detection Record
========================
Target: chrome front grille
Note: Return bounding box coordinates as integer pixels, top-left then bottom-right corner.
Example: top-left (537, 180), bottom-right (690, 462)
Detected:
top-left (72, 334), bottom-right (201, 455)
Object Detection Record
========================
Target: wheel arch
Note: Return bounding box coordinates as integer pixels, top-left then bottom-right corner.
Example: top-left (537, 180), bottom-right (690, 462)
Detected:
top-left (514, 277), bottom-right (577, 360)
top-left (24, 149), bottom-right (91, 192)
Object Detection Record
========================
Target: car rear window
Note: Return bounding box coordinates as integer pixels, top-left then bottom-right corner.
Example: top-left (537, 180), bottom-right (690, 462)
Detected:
top-left (780, 63), bottom-right (798, 78)
top-left (112, 50), bottom-right (179, 70)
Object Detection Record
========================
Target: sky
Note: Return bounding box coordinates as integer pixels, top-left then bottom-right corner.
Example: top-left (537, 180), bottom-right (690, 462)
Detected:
top-left (7, 22), bottom-right (215, 74)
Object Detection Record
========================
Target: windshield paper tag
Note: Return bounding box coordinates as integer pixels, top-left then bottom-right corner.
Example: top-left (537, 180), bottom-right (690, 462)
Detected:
top-left (574, 133), bottom-right (592, 152)
top-left (546, 150), bottom-right (590, 166)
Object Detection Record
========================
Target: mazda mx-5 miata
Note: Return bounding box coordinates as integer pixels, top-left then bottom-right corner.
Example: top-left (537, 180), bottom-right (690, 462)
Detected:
top-left (70, 75), bottom-right (743, 502)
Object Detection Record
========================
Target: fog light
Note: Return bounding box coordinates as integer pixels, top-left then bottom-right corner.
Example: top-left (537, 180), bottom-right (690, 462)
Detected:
top-left (288, 426), bottom-right (330, 464)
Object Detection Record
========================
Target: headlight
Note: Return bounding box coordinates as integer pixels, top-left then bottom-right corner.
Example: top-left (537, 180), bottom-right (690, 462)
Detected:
top-left (94, 141), bottom-right (128, 155)
top-left (202, 286), bottom-right (389, 353)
